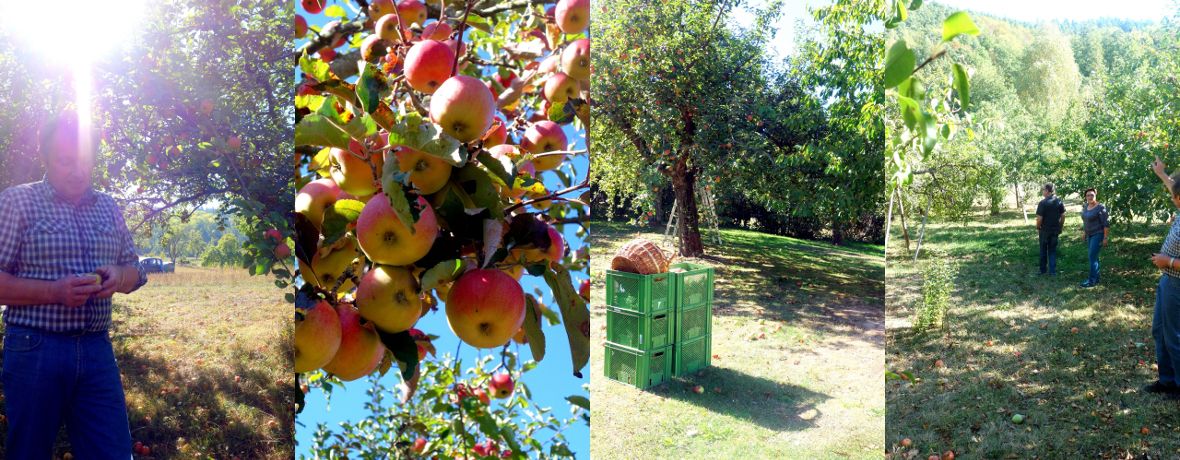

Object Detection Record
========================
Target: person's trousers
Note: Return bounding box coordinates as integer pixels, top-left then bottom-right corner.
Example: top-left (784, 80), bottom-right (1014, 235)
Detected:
top-left (3, 324), bottom-right (132, 459)
top-left (1087, 233), bottom-right (1103, 283)
top-left (1039, 231), bottom-right (1059, 274)
top-left (1155, 274), bottom-right (1180, 386)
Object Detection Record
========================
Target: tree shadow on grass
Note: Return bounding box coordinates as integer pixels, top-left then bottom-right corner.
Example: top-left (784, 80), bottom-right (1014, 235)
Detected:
top-left (640, 366), bottom-right (831, 433)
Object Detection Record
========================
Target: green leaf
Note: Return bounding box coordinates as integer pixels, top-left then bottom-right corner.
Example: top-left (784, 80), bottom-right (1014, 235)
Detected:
top-left (355, 61), bottom-right (385, 115)
top-left (523, 295), bottom-right (546, 362)
top-left (294, 97), bottom-right (378, 149)
top-left (420, 259), bottom-right (463, 291)
top-left (475, 149), bottom-right (514, 188)
top-left (386, 111), bottom-right (466, 166)
top-left (952, 63), bottom-right (970, 109)
top-left (323, 4), bottom-right (347, 17)
top-left (380, 180), bottom-right (418, 232)
top-left (895, 0), bottom-right (907, 23)
top-left (897, 96), bottom-right (920, 131)
top-left (299, 51), bottom-right (333, 83)
top-left (320, 199), bottom-right (366, 246)
top-left (542, 266), bottom-right (590, 377)
top-left (884, 40), bottom-right (915, 89)
top-left (374, 329), bottom-right (419, 381)
top-left (910, 0), bottom-right (923, 10)
top-left (566, 395), bottom-right (589, 410)
top-left (942, 12), bottom-right (980, 42)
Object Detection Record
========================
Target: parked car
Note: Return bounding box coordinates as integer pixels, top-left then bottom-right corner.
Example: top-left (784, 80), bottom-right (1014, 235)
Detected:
top-left (140, 257), bottom-right (175, 273)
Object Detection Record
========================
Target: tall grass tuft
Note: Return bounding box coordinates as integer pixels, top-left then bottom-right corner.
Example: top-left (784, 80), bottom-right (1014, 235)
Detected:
top-left (913, 252), bottom-right (956, 332)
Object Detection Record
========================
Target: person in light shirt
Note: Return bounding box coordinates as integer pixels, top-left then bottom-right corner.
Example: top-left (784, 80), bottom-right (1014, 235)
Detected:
top-left (1145, 156), bottom-right (1180, 400)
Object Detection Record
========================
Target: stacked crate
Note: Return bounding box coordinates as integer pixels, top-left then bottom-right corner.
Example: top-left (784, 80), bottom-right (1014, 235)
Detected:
top-left (603, 262), bottom-right (714, 389)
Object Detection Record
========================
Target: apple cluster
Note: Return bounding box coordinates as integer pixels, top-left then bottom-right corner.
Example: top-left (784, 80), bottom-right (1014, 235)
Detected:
top-left (293, 0), bottom-right (591, 385)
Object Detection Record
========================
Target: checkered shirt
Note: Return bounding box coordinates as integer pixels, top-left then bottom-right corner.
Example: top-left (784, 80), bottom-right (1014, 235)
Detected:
top-left (0, 180), bottom-right (147, 332)
top-left (1162, 217), bottom-right (1180, 279)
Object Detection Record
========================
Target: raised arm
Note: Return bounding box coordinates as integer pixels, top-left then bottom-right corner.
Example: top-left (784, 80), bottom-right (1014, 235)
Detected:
top-left (1153, 156), bottom-right (1174, 191)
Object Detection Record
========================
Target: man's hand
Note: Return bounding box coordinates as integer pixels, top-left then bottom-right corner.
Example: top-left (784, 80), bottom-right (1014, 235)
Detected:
top-left (1152, 253), bottom-right (1173, 270)
top-left (1153, 156), bottom-right (1167, 178)
top-left (94, 265), bottom-right (126, 299)
top-left (54, 275), bottom-right (103, 307)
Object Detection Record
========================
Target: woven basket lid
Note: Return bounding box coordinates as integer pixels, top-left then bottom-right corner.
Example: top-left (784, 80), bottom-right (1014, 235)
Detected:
top-left (610, 239), bottom-right (671, 275)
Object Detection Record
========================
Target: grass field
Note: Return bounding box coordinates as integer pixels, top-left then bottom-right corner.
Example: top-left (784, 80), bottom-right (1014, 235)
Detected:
top-left (0, 266), bottom-right (295, 459)
top-left (590, 222), bottom-right (885, 459)
top-left (886, 209), bottom-right (1180, 458)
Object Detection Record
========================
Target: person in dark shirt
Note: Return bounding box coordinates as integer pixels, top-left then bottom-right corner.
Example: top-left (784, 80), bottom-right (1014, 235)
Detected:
top-left (1035, 183), bottom-right (1066, 276)
top-left (1080, 188), bottom-right (1110, 288)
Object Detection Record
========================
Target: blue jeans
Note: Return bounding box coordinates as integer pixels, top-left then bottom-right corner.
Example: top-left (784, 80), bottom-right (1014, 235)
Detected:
top-left (1156, 274), bottom-right (1180, 385)
top-left (1087, 233), bottom-right (1103, 283)
top-left (1039, 232), bottom-right (1059, 274)
top-left (2, 325), bottom-right (132, 459)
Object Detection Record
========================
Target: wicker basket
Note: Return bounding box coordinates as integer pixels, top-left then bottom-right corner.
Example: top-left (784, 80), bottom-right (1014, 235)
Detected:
top-left (610, 239), bottom-right (673, 275)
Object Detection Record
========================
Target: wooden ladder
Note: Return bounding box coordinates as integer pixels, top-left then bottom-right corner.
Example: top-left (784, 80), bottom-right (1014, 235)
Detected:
top-left (664, 179), bottom-right (723, 248)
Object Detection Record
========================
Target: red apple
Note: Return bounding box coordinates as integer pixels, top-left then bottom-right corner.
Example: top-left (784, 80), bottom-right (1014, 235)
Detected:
top-left (295, 14), bottom-right (308, 37)
top-left (488, 372), bottom-right (514, 399)
top-left (561, 38), bottom-right (590, 81)
top-left (473, 387), bottom-right (491, 405)
top-left (199, 99), bottom-right (214, 116)
top-left (446, 269), bottom-right (526, 348)
top-left (360, 34), bottom-right (390, 62)
top-left (227, 135), bottom-right (242, 151)
top-left (412, 438), bottom-right (426, 453)
top-left (494, 70), bottom-right (517, 89)
top-left (579, 279), bottom-right (590, 300)
top-left (322, 303), bottom-right (386, 381)
top-left (264, 228), bottom-right (283, 241)
top-left (430, 75), bottom-right (495, 142)
top-left (481, 118), bottom-right (508, 147)
top-left (319, 46), bottom-right (337, 62)
top-left (404, 40), bottom-right (455, 94)
top-left (554, 0), bottom-right (589, 34)
top-left (397, 0), bottom-right (427, 27)
top-left (521, 121), bottom-right (568, 170)
top-left (295, 301), bottom-right (342, 372)
top-left (274, 243), bottom-right (292, 259)
top-left (301, 0), bottom-right (325, 15)
top-left (422, 21), bottom-right (453, 41)
top-left (356, 194), bottom-right (439, 266)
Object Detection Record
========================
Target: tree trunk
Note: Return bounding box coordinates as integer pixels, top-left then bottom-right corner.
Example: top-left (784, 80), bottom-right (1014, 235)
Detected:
top-left (831, 217), bottom-right (844, 246)
top-left (670, 159), bottom-right (704, 257)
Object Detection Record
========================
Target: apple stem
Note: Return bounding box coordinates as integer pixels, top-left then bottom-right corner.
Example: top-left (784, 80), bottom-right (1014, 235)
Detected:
top-left (451, 0), bottom-right (476, 77)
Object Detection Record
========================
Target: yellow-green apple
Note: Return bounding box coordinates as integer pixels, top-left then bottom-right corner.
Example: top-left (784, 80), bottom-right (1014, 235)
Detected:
top-left (397, 0), bottom-right (427, 26)
top-left (481, 118), bottom-right (507, 147)
top-left (543, 72), bottom-right (578, 104)
top-left (446, 269), bottom-right (526, 348)
top-left (393, 146), bottom-right (452, 194)
top-left (356, 194), bottom-right (439, 266)
top-left (527, 185), bottom-right (552, 211)
top-left (488, 373), bottom-right (514, 399)
top-left (309, 236), bottom-right (361, 293)
top-left (356, 265), bottom-right (422, 333)
top-left (404, 40), bottom-right (456, 94)
top-left (561, 38), bottom-right (590, 81)
top-left (294, 300), bottom-right (341, 373)
top-left (521, 121), bottom-right (568, 171)
top-left (555, 0), bottom-right (589, 34)
top-left (322, 303), bottom-right (386, 381)
top-left (422, 21), bottom-right (452, 40)
top-left (375, 14), bottom-right (411, 42)
top-left (486, 145), bottom-right (529, 199)
top-left (301, 0), bottom-right (325, 14)
top-left (430, 75), bottom-right (495, 142)
top-left (295, 15), bottom-right (308, 37)
top-left (331, 146), bottom-right (384, 197)
top-left (369, 0), bottom-right (394, 19)
top-left (295, 178), bottom-right (343, 229)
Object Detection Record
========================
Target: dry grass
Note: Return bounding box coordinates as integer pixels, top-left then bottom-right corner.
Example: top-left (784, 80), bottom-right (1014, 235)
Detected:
top-left (0, 266), bottom-right (295, 459)
top-left (590, 222), bottom-right (885, 459)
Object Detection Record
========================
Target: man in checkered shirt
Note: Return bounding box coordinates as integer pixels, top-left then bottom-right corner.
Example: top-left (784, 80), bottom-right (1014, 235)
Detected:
top-left (0, 109), bottom-right (147, 458)
top-left (1147, 156), bottom-right (1180, 400)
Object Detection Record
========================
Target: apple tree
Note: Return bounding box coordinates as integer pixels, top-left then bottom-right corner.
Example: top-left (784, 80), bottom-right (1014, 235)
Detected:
top-left (291, 0), bottom-right (591, 457)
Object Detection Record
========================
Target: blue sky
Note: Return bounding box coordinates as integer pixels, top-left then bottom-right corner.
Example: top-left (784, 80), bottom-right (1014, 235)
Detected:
top-left (295, 10), bottom-right (591, 459)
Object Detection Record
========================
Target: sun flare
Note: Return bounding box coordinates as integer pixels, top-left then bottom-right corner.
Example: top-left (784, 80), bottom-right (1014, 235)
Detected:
top-left (0, 0), bottom-right (147, 63)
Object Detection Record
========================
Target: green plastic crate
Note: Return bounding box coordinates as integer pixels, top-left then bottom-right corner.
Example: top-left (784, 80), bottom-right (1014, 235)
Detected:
top-left (670, 262), bottom-right (713, 308)
top-left (674, 335), bottom-right (712, 377)
top-left (606, 306), bottom-right (676, 351)
top-left (604, 343), bottom-right (674, 389)
top-left (605, 270), bottom-right (675, 314)
top-left (676, 303), bottom-right (711, 342)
